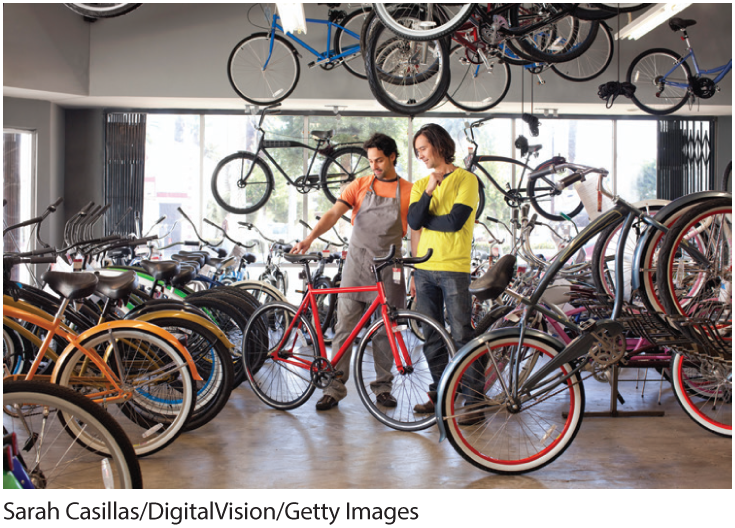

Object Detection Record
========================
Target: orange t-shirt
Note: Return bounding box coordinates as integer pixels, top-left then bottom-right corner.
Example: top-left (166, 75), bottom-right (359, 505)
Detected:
top-left (338, 175), bottom-right (413, 235)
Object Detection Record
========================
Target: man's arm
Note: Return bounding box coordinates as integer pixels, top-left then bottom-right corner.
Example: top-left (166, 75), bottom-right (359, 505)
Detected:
top-left (291, 201), bottom-right (350, 254)
top-left (407, 170), bottom-right (477, 232)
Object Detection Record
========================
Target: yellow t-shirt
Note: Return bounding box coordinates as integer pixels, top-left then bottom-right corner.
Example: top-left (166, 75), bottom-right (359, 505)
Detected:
top-left (410, 167), bottom-right (478, 273)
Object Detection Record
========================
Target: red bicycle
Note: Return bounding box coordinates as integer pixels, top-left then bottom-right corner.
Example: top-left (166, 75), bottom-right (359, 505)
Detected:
top-left (242, 245), bottom-right (455, 431)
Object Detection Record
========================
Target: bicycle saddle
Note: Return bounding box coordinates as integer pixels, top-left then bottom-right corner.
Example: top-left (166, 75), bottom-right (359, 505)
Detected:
top-left (140, 260), bottom-right (181, 282)
top-left (171, 265), bottom-right (198, 288)
top-left (469, 254), bottom-right (517, 302)
top-left (171, 254), bottom-right (202, 272)
top-left (669, 18), bottom-right (696, 31)
top-left (243, 252), bottom-right (257, 264)
top-left (42, 271), bottom-right (99, 300)
top-left (283, 252), bottom-right (321, 264)
top-left (173, 252), bottom-right (206, 267)
top-left (311, 130), bottom-right (334, 141)
top-left (183, 250), bottom-right (212, 266)
top-left (273, 243), bottom-right (293, 254)
top-left (94, 270), bottom-right (139, 300)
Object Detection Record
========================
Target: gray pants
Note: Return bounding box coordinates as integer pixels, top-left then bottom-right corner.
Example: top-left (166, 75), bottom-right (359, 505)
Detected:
top-left (322, 297), bottom-right (395, 401)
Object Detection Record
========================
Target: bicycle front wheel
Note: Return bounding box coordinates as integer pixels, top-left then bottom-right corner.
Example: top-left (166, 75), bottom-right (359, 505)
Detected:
top-left (54, 328), bottom-right (195, 457)
top-left (626, 48), bottom-right (691, 115)
top-left (320, 145), bottom-right (370, 204)
top-left (526, 158), bottom-right (584, 222)
top-left (231, 279), bottom-right (288, 305)
top-left (227, 32), bottom-right (300, 105)
top-left (335, 7), bottom-right (372, 79)
top-left (446, 45), bottom-right (511, 112)
top-left (439, 330), bottom-right (584, 474)
top-left (364, 10), bottom-right (451, 115)
top-left (670, 353), bottom-right (732, 437)
top-left (211, 151), bottom-right (275, 215)
top-left (243, 301), bottom-right (319, 410)
top-left (353, 310), bottom-right (455, 431)
top-left (373, 3), bottom-right (475, 41)
top-left (4, 380), bottom-right (143, 489)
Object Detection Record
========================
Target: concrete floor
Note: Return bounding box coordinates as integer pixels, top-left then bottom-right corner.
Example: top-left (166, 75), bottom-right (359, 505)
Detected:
top-left (138, 368), bottom-right (731, 490)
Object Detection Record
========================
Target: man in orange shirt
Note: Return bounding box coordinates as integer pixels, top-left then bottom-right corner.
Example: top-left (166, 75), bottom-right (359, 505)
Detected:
top-left (292, 133), bottom-right (413, 411)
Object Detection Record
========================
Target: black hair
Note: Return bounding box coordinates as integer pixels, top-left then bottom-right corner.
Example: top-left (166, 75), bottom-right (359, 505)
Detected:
top-left (413, 123), bottom-right (455, 164)
top-left (363, 133), bottom-right (399, 161)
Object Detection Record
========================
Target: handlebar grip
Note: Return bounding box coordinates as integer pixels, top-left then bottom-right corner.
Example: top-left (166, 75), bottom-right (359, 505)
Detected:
top-left (486, 216), bottom-right (500, 224)
top-left (521, 204), bottom-right (530, 220)
top-left (238, 221), bottom-right (254, 229)
top-left (558, 172), bottom-right (585, 189)
top-left (79, 201), bottom-right (95, 214)
top-left (298, 219), bottom-right (312, 229)
top-left (184, 240), bottom-right (200, 246)
top-left (203, 218), bottom-right (224, 232)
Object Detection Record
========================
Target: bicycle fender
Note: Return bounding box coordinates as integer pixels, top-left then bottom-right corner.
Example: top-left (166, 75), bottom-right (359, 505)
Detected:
top-left (131, 310), bottom-right (235, 351)
top-left (50, 319), bottom-right (203, 383)
top-left (630, 190), bottom-right (730, 291)
top-left (3, 316), bottom-right (44, 349)
top-left (436, 326), bottom-right (566, 443)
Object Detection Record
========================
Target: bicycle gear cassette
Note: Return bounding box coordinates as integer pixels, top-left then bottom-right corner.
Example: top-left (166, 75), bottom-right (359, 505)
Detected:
top-left (310, 357), bottom-right (335, 389)
top-left (588, 326), bottom-right (626, 367)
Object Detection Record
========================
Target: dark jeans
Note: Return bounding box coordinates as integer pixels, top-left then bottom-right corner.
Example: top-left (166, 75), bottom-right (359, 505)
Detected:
top-left (414, 269), bottom-right (481, 399)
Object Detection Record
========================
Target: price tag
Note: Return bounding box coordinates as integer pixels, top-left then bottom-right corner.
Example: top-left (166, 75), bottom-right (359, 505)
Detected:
top-left (393, 267), bottom-right (401, 284)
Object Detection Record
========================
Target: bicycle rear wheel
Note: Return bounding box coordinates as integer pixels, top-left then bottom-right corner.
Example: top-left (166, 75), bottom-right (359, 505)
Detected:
top-left (626, 48), bottom-right (691, 115)
top-left (353, 311), bottom-right (455, 431)
top-left (446, 45), bottom-right (511, 112)
top-left (211, 151), bottom-right (275, 215)
top-left (227, 33), bottom-right (300, 105)
top-left (3, 380), bottom-right (143, 489)
top-left (551, 20), bottom-right (613, 82)
top-left (243, 302), bottom-right (319, 410)
top-left (438, 330), bottom-right (584, 474)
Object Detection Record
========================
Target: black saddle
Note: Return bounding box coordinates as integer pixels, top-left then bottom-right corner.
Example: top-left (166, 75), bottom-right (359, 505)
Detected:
top-left (311, 130), bottom-right (334, 141)
top-left (171, 265), bottom-right (198, 288)
top-left (669, 18), bottom-right (696, 31)
top-left (273, 243), bottom-right (293, 254)
top-left (43, 271), bottom-right (99, 300)
top-left (469, 254), bottom-right (517, 302)
top-left (209, 256), bottom-right (237, 271)
top-left (140, 260), bottom-right (180, 282)
top-left (94, 270), bottom-right (139, 300)
top-left (243, 252), bottom-right (257, 264)
top-left (283, 252), bottom-right (321, 264)
top-left (180, 250), bottom-right (211, 266)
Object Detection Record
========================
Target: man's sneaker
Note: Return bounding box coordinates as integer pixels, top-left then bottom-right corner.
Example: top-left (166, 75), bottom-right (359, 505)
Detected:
top-left (376, 392), bottom-right (397, 408)
top-left (413, 391), bottom-right (437, 414)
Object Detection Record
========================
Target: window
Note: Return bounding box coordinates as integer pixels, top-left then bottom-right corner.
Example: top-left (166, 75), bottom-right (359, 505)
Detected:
top-left (3, 129), bottom-right (36, 283)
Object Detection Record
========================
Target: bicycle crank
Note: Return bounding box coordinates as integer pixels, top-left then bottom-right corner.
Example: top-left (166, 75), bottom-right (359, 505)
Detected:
top-left (310, 357), bottom-right (336, 389)
top-left (588, 326), bottom-right (627, 367)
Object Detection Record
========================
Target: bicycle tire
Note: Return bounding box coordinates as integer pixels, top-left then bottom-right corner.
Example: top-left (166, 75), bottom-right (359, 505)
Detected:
top-left (3, 380), bottom-right (143, 489)
top-left (54, 327), bottom-right (195, 457)
top-left (211, 151), bottom-right (275, 215)
top-left (719, 161), bottom-right (732, 192)
top-left (572, 3), bottom-right (651, 20)
top-left (439, 329), bottom-right (584, 474)
top-left (656, 198), bottom-right (732, 325)
top-left (63, 3), bottom-right (141, 18)
top-left (319, 145), bottom-right (370, 204)
top-left (227, 32), bottom-right (301, 105)
top-left (526, 158), bottom-right (584, 222)
top-left (670, 353), bottom-right (732, 437)
top-left (626, 48), bottom-right (691, 116)
top-left (139, 316), bottom-right (235, 432)
top-left (551, 20), bottom-right (613, 82)
top-left (334, 7), bottom-right (372, 79)
top-left (353, 310), bottom-right (456, 431)
top-left (242, 301), bottom-right (319, 410)
top-left (373, 3), bottom-right (475, 41)
top-left (590, 200), bottom-right (667, 301)
top-left (364, 11), bottom-right (451, 115)
top-left (507, 5), bottom-right (600, 64)
top-left (470, 156), bottom-right (532, 220)
top-left (446, 44), bottom-right (511, 112)
top-left (231, 279), bottom-right (288, 305)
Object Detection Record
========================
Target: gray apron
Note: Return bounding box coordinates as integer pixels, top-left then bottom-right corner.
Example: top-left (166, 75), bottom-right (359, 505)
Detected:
top-left (340, 176), bottom-right (406, 307)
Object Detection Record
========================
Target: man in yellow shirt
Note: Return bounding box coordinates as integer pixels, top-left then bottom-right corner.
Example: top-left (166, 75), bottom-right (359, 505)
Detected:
top-left (408, 123), bottom-right (482, 423)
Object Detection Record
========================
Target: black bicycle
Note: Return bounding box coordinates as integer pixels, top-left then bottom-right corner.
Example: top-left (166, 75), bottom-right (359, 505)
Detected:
top-left (211, 103), bottom-right (370, 215)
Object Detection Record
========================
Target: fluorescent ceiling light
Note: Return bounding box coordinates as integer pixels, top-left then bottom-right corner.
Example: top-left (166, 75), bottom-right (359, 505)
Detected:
top-left (277, 3), bottom-right (307, 34)
top-left (615, 3), bottom-right (692, 40)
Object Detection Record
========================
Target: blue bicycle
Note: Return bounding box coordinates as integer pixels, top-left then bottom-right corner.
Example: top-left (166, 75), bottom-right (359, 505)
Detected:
top-left (627, 17), bottom-right (732, 115)
top-left (227, 4), bottom-right (370, 105)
